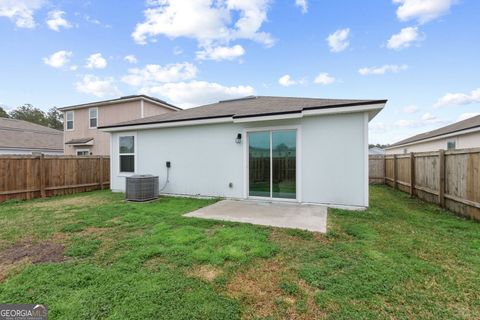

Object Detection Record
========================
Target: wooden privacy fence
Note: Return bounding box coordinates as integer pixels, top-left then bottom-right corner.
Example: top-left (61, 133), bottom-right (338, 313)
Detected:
top-left (0, 155), bottom-right (110, 202)
top-left (369, 149), bottom-right (480, 220)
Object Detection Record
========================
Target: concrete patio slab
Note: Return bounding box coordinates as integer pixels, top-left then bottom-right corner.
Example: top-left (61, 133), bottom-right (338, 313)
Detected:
top-left (185, 200), bottom-right (327, 233)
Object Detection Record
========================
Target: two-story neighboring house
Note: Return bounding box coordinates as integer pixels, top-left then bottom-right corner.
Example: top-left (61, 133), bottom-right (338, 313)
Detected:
top-left (59, 95), bottom-right (180, 155)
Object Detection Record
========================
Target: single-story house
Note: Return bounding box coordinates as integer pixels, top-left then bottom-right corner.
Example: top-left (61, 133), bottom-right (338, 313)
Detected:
top-left (386, 114), bottom-right (480, 154)
top-left (369, 146), bottom-right (385, 155)
top-left (0, 118), bottom-right (63, 155)
top-left (100, 96), bottom-right (386, 209)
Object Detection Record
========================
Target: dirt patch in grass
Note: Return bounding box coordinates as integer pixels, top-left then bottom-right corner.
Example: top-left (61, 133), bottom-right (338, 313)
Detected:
top-left (0, 241), bottom-right (65, 281)
top-left (187, 264), bottom-right (221, 282)
top-left (28, 196), bottom-right (109, 209)
top-left (226, 258), bottom-right (322, 319)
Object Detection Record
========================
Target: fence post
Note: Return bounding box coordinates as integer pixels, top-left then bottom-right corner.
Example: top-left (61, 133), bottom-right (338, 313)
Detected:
top-left (393, 154), bottom-right (397, 189)
top-left (438, 149), bottom-right (445, 207)
top-left (99, 156), bottom-right (104, 190)
top-left (410, 152), bottom-right (415, 197)
top-left (39, 154), bottom-right (46, 198)
top-left (383, 155), bottom-right (386, 185)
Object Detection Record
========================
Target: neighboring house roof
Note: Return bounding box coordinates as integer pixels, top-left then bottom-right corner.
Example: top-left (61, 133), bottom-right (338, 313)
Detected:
top-left (58, 95), bottom-right (181, 111)
top-left (369, 147), bottom-right (385, 155)
top-left (388, 115), bottom-right (480, 148)
top-left (0, 118), bottom-right (63, 152)
top-left (100, 96), bottom-right (387, 130)
top-left (65, 137), bottom-right (94, 145)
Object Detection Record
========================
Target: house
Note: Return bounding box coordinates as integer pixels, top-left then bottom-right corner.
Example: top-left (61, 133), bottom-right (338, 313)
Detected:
top-left (58, 95), bottom-right (180, 156)
top-left (386, 115), bottom-right (480, 154)
top-left (369, 146), bottom-right (385, 155)
top-left (100, 96), bottom-right (386, 208)
top-left (0, 118), bottom-right (63, 155)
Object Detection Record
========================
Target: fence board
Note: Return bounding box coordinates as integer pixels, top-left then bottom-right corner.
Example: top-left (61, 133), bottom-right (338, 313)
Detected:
top-left (370, 149), bottom-right (480, 221)
top-left (0, 155), bottom-right (110, 202)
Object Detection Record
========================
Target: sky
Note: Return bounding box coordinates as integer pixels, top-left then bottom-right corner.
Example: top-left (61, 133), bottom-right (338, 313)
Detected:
top-left (0, 0), bottom-right (479, 144)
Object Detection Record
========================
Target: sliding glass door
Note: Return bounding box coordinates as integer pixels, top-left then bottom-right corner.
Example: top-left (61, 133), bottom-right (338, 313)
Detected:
top-left (248, 129), bottom-right (297, 199)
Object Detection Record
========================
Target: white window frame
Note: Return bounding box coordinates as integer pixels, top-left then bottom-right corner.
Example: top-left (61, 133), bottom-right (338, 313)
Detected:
top-left (89, 107), bottom-right (98, 129)
top-left (76, 149), bottom-right (90, 156)
top-left (118, 133), bottom-right (137, 176)
top-left (243, 125), bottom-right (302, 203)
top-left (65, 111), bottom-right (74, 131)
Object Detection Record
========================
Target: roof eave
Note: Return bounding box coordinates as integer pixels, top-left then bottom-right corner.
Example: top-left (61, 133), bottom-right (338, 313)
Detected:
top-left (386, 125), bottom-right (480, 149)
top-left (100, 101), bottom-right (387, 132)
top-left (59, 95), bottom-right (181, 112)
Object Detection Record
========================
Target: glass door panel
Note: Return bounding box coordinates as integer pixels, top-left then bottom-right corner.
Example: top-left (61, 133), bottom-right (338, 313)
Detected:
top-left (248, 131), bottom-right (271, 197)
top-left (272, 130), bottom-right (296, 199)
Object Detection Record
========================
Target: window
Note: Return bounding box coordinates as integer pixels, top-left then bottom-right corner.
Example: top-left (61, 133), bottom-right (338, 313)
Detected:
top-left (447, 140), bottom-right (456, 150)
top-left (403, 148), bottom-right (408, 154)
top-left (66, 111), bottom-right (74, 130)
top-left (76, 149), bottom-right (90, 156)
top-left (89, 108), bottom-right (98, 128)
top-left (119, 135), bottom-right (135, 173)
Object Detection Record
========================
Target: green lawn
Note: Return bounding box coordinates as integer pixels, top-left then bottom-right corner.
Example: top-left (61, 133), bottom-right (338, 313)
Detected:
top-left (0, 186), bottom-right (479, 319)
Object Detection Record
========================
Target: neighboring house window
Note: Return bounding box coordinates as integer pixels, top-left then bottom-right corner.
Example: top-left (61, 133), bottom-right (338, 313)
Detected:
top-left (66, 111), bottom-right (74, 130)
top-left (403, 148), bottom-right (408, 154)
top-left (119, 135), bottom-right (135, 173)
top-left (89, 108), bottom-right (98, 128)
top-left (447, 140), bottom-right (456, 150)
top-left (76, 149), bottom-right (90, 156)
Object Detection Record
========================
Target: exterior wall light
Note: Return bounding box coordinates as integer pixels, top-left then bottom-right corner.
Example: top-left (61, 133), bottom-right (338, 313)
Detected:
top-left (235, 133), bottom-right (242, 144)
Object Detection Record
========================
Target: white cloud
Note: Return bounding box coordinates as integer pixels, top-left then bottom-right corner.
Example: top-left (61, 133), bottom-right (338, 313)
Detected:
top-left (122, 62), bottom-right (198, 86)
top-left (196, 44), bottom-right (245, 61)
top-left (140, 80), bottom-right (255, 108)
top-left (358, 64), bottom-right (408, 75)
top-left (314, 73), bottom-right (335, 85)
top-left (295, 0), bottom-right (308, 14)
top-left (395, 112), bottom-right (442, 128)
top-left (46, 10), bottom-right (71, 31)
top-left (326, 28), bottom-right (350, 53)
top-left (402, 105), bottom-right (419, 113)
top-left (85, 53), bottom-right (107, 69)
top-left (387, 27), bottom-right (423, 50)
top-left (43, 50), bottom-right (72, 68)
top-left (0, 0), bottom-right (45, 28)
top-left (393, 0), bottom-right (457, 24)
top-left (434, 88), bottom-right (480, 108)
top-left (457, 112), bottom-right (480, 121)
top-left (132, 0), bottom-right (274, 48)
top-left (75, 75), bottom-right (120, 97)
top-left (124, 55), bottom-right (138, 64)
top-left (278, 74), bottom-right (297, 87)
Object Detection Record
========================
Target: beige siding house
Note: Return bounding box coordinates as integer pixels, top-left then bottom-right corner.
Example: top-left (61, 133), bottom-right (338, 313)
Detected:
top-left (59, 95), bottom-right (179, 155)
top-left (386, 115), bottom-right (480, 154)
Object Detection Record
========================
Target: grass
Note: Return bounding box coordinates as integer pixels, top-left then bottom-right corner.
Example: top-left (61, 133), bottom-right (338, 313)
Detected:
top-left (0, 186), bottom-right (479, 319)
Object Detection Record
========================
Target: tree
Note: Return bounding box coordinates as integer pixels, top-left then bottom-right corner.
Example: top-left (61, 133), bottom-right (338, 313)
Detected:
top-left (9, 104), bottom-right (49, 127)
top-left (46, 107), bottom-right (63, 130)
top-left (0, 106), bottom-right (8, 118)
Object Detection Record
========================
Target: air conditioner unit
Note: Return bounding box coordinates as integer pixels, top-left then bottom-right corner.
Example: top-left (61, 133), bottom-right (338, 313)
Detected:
top-left (125, 175), bottom-right (159, 202)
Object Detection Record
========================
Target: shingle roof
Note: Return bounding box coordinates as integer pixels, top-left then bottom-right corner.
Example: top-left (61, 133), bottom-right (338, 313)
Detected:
top-left (100, 96), bottom-right (387, 129)
top-left (0, 118), bottom-right (63, 151)
top-left (389, 115), bottom-right (480, 148)
top-left (59, 95), bottom-right (181, 111)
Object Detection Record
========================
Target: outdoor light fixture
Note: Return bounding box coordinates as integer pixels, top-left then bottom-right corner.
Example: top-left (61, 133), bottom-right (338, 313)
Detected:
top-left (235, 133), bottom-right (242, 144)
